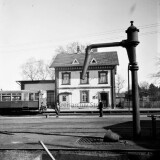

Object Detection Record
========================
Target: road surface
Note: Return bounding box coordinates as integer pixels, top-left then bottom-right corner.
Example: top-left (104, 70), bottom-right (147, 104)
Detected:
top-left (0, 115), bottom-right (159, 150)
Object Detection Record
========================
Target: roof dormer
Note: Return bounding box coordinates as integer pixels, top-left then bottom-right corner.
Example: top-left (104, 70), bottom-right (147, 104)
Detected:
top-left (90, 58), bottom-right (97, 64)
top-left (72, 59), bottom-right (79, 64)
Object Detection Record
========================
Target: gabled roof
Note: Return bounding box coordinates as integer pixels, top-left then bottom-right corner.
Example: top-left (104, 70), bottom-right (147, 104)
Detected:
top-left (50, 51), bottom-right (119, 68)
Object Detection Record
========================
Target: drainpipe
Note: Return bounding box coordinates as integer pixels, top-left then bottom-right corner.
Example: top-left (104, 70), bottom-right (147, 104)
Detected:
top-left (82, 21), bottom-right (141, 140)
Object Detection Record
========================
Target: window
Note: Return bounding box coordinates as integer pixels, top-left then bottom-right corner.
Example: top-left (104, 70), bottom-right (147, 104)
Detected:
top-left (62, 72), bottom-right (70, 85)
top-left (2, 93), bottom-right (11, 101)
top-left (99, 71), bottom-right (108, 84)
top-left (24, 93), bottom-right (28, 101)
top-left (35, 93), bottom-right (39, 100)
top-left (29, 93), bottom-right (34, 101)
top-left (12, 93), bottom-right (21, 101)
top-left (62, 95), bottom-right (67, 101)
top-left (80, 72), bottom-right (89, 84)
top-left (80, 90), bottom-right (89, 103)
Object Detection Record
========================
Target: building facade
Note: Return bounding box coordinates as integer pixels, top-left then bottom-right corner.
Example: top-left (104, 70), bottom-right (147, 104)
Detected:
top-left (50, 51), bottom-right (119, 109)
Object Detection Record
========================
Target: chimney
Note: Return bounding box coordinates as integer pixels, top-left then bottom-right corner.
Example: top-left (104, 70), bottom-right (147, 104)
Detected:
top-left (77, 46), bottom-right (81, 54)
top-left (92, 48), bottom-right (98, 52)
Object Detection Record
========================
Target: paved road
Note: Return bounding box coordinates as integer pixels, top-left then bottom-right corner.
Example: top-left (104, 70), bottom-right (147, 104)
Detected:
top-left (0, 115), bottom-right (160, 150)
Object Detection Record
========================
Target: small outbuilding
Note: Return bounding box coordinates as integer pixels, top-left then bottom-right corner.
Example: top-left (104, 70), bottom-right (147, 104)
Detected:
top-left (17, 80), bottom-right (55, 108)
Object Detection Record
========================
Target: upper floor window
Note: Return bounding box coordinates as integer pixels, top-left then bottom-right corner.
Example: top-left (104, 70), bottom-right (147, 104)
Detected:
top-left (99, 71), bottom-right (108, 84)
top-left (62, 72), bottom-right (70, 85)
top-left (80, 72), bottom-right (89, 84)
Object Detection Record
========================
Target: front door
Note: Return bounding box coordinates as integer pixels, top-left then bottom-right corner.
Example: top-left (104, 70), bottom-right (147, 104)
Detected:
top-left (60, 94), bottom-right (70, 109)
top-left (100, 93), bottom-right (109, 108)
top-left (47, 91), bottom-right (54, 109)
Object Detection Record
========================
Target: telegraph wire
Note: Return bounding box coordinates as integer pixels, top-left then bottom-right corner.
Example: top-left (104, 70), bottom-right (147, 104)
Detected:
top-left (75, 23), bottom-right (160, 39)
top-left (83, 30), bottom-right (160, 43)
top-left (0, 23), bottom-right (159, 53)
top-left (0, 23), bottom-right (159, 46)
top-left (0, 23), bottom-right (159, 47)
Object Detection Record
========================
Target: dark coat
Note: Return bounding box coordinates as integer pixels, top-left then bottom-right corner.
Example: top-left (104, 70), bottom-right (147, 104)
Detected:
top-left (98, 102), bottom-right (103, 109)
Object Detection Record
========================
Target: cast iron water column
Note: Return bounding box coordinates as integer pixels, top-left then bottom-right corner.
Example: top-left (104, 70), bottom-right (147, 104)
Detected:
top-left (125, 21), bottom-right (141, 139)
top-left (82, 21), bottom-right (141, 139)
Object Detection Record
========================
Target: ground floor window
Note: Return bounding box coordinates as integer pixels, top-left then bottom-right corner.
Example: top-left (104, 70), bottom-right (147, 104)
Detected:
top-left (80, 90), bottom-right (89, 103)
top-left (62, 95), bottom-right (67, 101)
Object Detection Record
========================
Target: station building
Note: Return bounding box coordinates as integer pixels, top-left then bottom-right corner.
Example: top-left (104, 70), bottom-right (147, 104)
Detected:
top-left (50, 51), bottom-right (119, 109)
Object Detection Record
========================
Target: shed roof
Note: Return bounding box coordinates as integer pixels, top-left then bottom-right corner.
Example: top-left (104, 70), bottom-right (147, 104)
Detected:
top-left (50, 51), bottom-right (119, 68)
top-left (17, 80), bottom-right (55, 84)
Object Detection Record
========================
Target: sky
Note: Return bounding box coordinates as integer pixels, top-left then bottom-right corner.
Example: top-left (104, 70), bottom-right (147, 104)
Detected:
top-left (0, 0), bottom-right (159, 90)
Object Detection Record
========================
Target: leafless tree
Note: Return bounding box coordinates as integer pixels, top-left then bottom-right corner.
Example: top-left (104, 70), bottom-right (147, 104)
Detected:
top-left (150, 57), bottom-right (160, 84)
top-left (116, 74), bottom-right (125, 93)
top-left (21, 58), bottom-right (54, 80)
top-left (139, 81), bottom-right (149, 90)
top-left (55, 42), bottom-right (87, 54)
top-left (21, 58), bottom-right (39, 80)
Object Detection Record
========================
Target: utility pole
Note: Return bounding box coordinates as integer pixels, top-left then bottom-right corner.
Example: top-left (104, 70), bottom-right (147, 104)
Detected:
top-left (82, 21), bottom-right (141, 139)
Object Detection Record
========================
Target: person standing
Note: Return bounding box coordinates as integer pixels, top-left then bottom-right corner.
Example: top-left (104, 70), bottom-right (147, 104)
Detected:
top-left (55, 101), bottom-right (60, 118)
top-left (98, 100), bottom-right (103, 117)
top-left (40, 102), bottom-right (47, 113)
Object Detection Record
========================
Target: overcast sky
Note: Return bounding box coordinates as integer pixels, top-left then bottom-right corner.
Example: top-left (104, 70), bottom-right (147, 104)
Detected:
top-left (0, 0), bottom-right (159, 90)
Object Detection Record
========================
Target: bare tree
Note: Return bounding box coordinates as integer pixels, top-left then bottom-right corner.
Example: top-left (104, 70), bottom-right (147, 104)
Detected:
top-left (21, 58), bottom-right (54, 80)
top-left (55, 42), bottom-right (87, 54)
top-left (139, 81), bottom-right (150, 98)
top-left (21, 58), bottom-right (39, 80)
top-left (37, 60), bottom-right (51, 80)
top-left (47, 67), bottom-right (55, 80)
top-left (150, 57), bottom-right (160, 84)
top-left (139, 81), bottom-right (149, 90)
top-left (116, 74), bottom-right (125, 93)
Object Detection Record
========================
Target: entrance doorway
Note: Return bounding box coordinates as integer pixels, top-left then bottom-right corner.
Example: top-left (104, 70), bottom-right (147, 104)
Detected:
top-left (61, 94), bottom-right (69, 107)
top-left (59, 92), bottom-right (72, 109)
top-left (100, 92), bottom-right (109, 108)
top-left (47, 91), bottom-right (54, 109)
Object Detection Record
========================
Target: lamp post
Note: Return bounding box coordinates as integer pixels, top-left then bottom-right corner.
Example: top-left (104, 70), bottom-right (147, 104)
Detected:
top-left (82, 21), bottom-right (141, 139)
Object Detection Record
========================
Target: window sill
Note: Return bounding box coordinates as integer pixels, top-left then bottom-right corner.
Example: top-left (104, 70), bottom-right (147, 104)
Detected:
top-left (98, 83), bottom-right (108, 84)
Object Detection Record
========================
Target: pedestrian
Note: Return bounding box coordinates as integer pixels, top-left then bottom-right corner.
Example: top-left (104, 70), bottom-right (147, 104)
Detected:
top-left (40, 102), bottom-right (47, 113)
top-left (55, 101), bottom-right (60, 118)
top-left (98, 100), bottom-right (103, 117)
